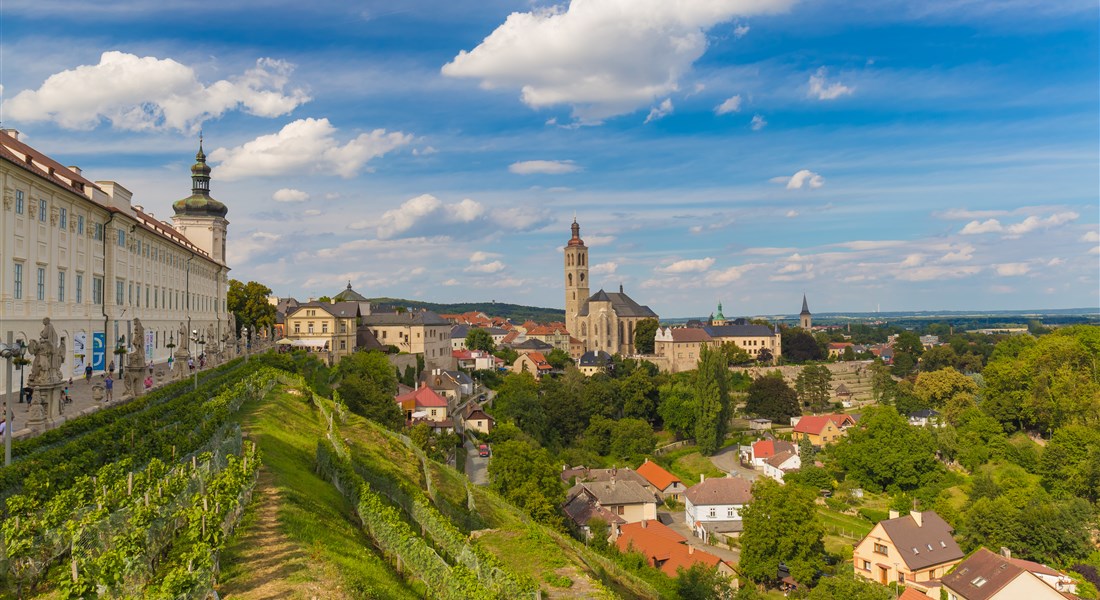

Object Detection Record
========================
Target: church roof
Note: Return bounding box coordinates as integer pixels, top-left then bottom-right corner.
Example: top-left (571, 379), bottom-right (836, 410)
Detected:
top-left (801, 294), bottom-right (811, 315)
top-left (334, 281), bottom-right (368, 302)
top-left (578, 289), bottom-right (658, 318)
top-left (173, 140), bottom-right (228, 218)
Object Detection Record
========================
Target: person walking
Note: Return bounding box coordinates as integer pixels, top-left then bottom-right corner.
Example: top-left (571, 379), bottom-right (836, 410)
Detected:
top-left (85, 364), bottom-right (93, 382)
top-left (108, 360), bottom-right (115, 377)
top-left (104, 374), bottom-right (114, 402)
top-left (0, 416), bottom-right (6, 436)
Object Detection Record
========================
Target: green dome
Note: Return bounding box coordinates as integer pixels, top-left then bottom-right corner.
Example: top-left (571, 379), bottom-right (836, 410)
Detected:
top-left (173, 139), bottom-right (227, 218)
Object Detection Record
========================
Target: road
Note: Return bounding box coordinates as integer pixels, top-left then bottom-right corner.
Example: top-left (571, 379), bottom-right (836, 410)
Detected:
top-left (464, 438), bottom-right (489, 486)
top-left (708, 445), bottom-right (760, 481)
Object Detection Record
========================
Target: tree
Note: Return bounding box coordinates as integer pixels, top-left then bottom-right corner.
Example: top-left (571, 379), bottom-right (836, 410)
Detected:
top-left (546, 347), bottom-right (573, 369)
top-left (830, 406), bottom-right (941, 492)
top-left (675, 563), bottom-right (734, 600)
top-left (492, 372), bottom-right (545, 442)
top-left (466, 328), bottom-right (495, 352)
top-left (913, 367), bottom-right (979, 425)
top-left (795, 365), bottom-right (833, 413)
top-left (744, 374), bottom-right (800, 422)
top-left (694, 344), bottom-right (731, 455)
top-left (621, 367), bottom-right (658, 421)
top-left (335, 351), bottom-right (403, 429)
top-left (227, 279), bottom-right (277, 334)
top-left (783, 330), bottom-right (823, 363)
top-left (920, 345), bottom-right (958, 372)
top-left (894, 331), bottom-right (924, 357)
top-left (316, 295), bottom-right (332, 303)
top-left (805, 575), bottom-right (891, 600)
top-left (609, 418), bottom-right (656, 462)
top-left (634, 318), bottom-right (660, 354)
top-left (740, 479), bottom-right (825, 586)
top-left (659, 381), bottom-right (698, 439)
top-left (719, 342), bottom-right (753, 366)
top-left (488, 438), bottom-right (564, 527)
top-left (842, 345), bottom-right (857, 361)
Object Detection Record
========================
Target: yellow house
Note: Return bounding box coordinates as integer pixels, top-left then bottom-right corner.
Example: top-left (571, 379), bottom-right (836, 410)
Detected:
top-left (285, 301), bottom-right (360, 364)
top-left (362, 309), bottom-right (453, 369)
top-left (791, 414), bottom-right (855, 447)
top-left (853, 511), bottom-right (964, 586)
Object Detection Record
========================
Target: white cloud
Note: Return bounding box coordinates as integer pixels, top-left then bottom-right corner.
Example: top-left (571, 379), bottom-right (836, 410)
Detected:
top-left (807, 67), bottom-right (853, 100)
top-left (706, 263), bottom-right (759, 286)
top-left (302, 209), bottom-right (322, 217)
top-left (509, 159), bottom-right (581, 175)
top-left (785, 210), bottom-right (799, 218)
top-left (272, 188), bottom-right (309, 203)
top-left (5, 52), bottom-right (309, 132)
top-left (1090, 246), bottom-right (1100, 255)
top-left (591, 262), bottom-right (618, 276)
top-left (658, 257), bottom-right (715, 273)
top-left (469, 251), bottom-right (501, 262)
top-left (900, 254), bottom-right (925, 267)
top-left (750, 114), bottom-right (767, 130)
top-left (644, 99), bottom-right (674, 123)
top-left (773, 169), bottom-right (824, 189)
top-left (733, 23), bottom-right (751, 38)
top-left (376, 194), bottom-right (483, 239)
top-left (441, 0), bottom-right (794, 122)
top-left (1082, 231), bottom-right (1100, 242)
top-left (1047, 257), bottom-right (1064, 266)
top-left (372, 194), bottom-right (552, 240)
top-left (442, 278), bottom-right (461, 286)
top-left (584, 235), bottom-right (617, 247)
top-left (465, 260), bottom-right (507, 274)
top-left (960, 212), bottom-right (1078, 235)
top-left (896, 265), bottom-right (981, 282)
top-left (226, 230), bottom-right (281, 265)
top-left (714, 94), bottom-right (742, 115)
top-left (995, 263), bottom-right (1030, 276)
top-left (939, 244), bottom-right (974, 262)
top-left (412, 146), bottom-right (438, 156)
top-left (210, 118), bottom-right (411, 180)
top-left (936, 208), bottom-right (1009, 220)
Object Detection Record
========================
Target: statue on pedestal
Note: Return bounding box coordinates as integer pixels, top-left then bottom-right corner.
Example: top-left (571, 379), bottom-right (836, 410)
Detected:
top-left (27, 318), bottom-right (62, 386)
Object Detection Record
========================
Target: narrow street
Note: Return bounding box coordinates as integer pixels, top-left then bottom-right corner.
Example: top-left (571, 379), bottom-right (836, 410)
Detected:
top-left (708, 444), bottom-right (759, 481)
top-left (464, 437), bottom-right (489, 486)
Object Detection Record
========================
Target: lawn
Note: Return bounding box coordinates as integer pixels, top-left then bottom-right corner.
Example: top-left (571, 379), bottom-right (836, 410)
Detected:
top-left (817, 507), bottom-right (873, 539)
top-left (667, 450), bottom-right (725, 483)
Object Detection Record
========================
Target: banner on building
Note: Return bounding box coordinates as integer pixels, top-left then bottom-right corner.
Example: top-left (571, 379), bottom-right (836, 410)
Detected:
top-left (73, 331), bottom-right (88, 376)
top-left (92, 332), bottom-right (106, 371)
top-left (146, 331), bottom-right (154, 363)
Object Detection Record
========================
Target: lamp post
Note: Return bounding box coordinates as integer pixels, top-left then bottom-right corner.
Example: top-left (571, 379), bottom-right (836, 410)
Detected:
top-left (243, 327), bottom-right (250, 363)
top-left (1, 335), bottom-right (28, 466)
top-left (190, 330), bottom-right (204, 391)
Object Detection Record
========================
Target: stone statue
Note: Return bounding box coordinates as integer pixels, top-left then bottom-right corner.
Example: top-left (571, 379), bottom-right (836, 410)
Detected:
top-left (28, 318), bottom-right (61, 385)
top-left (132, 318), bottom-right (144, 352)
top-left (228, 313), bottom-right (237, 337)
top-left (178, 322), bottom-right (189, 352)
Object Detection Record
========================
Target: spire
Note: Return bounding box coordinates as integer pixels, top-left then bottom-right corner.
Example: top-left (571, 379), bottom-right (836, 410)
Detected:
top-left (173, 135), bottom-right (228, 218)
top-left (567, 217), bottom-right (585, 247)
top-left (619, 283), bottom-right (623, 294)
top-left (801, 294), bottom-right (811, 315)
top-left (716, 300), bottom-right (725, 321)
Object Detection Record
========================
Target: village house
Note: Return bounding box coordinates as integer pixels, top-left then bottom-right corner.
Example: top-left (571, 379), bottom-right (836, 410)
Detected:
top-left (616, 520), bottom-right (738, 583)
top-left (683, 475), bottom-right (753, 544)
top-left (283, 301), bottom-right (360, 364)
top-left (362, 309), bottom-right (453, 369)
top-left (462, 403), bottom-right (495, 435)
top-left (791, 414), bottom-right (856, 447)
top-left (578, 350), bottom-right (612, 376)
top-left (512, 351), bottom-right (552, 378)
top-left (852, 510), bottom-right (964, 587)
top-left (747, 439), bottom-right (798, 469)
top-left (452, 349), bottom-right (503, 371)
top-left (420, 368), bottom-right (473, 403)
top-left (394, 385), bottom-right (450, 424)
top-left (635, 459), bottom-right (686, 501)
top-left (941, 548), bottom-right (1070, 600)
top-left (762, 451), bottom-right (801, 483)
top-left (564, 478), bottom-right (659, 532)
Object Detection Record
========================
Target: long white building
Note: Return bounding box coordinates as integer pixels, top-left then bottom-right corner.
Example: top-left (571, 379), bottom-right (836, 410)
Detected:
top-left (0, 129), bottom-right (230, 388)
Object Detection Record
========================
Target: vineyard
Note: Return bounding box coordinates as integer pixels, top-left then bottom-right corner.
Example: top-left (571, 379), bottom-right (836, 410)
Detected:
top-left (0, 360), bottom-right (271, 598)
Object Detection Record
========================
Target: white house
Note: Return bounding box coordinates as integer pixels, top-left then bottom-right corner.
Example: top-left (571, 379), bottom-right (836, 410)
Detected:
top-left (683, 476), bottom-right (753, 543)
top-left (749, 439), bottom-right (797, 469)
top-left (762, 451), bottom-right (801, 483)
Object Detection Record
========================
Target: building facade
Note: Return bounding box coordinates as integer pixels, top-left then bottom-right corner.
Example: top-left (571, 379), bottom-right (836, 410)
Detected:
top-left (284, 301), bottom-right (360, 364)
top-left (1, 130), bottom-right (229, 391)
top-left (362, 310), bottom-right (453, 369)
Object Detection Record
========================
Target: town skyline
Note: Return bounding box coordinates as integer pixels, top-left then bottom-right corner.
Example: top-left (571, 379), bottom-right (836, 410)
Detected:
top-left (1, 0), bottom-right (1096, 316)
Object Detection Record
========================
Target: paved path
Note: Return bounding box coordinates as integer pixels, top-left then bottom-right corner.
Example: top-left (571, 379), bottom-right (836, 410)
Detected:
top-left (2, 358), bottom-right (216, 440)
top-left (708, 445), bottom-right (760, 481)
top-left (464, 438), bottom-right (489, 486)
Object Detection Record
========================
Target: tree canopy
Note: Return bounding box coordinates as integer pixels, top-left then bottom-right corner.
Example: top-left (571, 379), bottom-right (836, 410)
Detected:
top-left (465, 328), bottom-right (495, 352)
top-left (634, 318), bottom-right (660, 355)
top-left (739, 478), bottom-right (825, 586)
top-left (744, 374), bottom-right (800, 423)
top-left (830, 406), bottom-right (941, 492)
top-left (694, 344), bottom-right (731, 455)
top-left (487, 438), bottom-right (564, 528)
top-left (334, 351), bottom-right (403, 429)
top-left (795, 365), bottom-right (833, 413)
top-left (227, 279), bottom-right (276, 334)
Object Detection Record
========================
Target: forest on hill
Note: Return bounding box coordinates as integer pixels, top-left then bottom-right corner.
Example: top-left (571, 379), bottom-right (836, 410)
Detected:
top-left (368, 297), bottom-right (566, 324)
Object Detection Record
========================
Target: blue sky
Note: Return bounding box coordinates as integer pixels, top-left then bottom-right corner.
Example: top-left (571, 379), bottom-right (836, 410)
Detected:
top-left (2, 0), bottom-right (1097, 318)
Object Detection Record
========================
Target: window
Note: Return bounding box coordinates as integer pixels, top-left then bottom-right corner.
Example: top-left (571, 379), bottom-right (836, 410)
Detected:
top-left (36, 267), bottom-right (46, 301)
top-left (294, 323), bottom-right (300, 333)
top-left (136, 284), bottom-right (141, 307)
top-left (146, 286), bottom-right (150, 307)
top-left (93, 277), bottom-right (103, 305)
top-left (116, 280), bottom-right (125, 306)
top-left (971, 577), bottom-right (987, 588)
top-left (59, 207), bottom-right (67, 229)
top-left (94, 223), bottom-right (103, 241)
top-left (873, 543), bottom-right (889, 556)
top-left (340, 340), bottom-right (347, 350)
top-left (322, 323), bottom-right (328, 333)
top-left (862, 560), bottom-right (871, 571)
top-left (39, 199), bottom-right (47, 222)
top-left (77, 215), bottom-right (85, 234)
top-left (118, 228), bottom-right (126, 247)
top-left (58, 271), bottom-right (66, 302)
top-left (75, 273), bottom-right (83, 304)
top-left (13, 262), bottom-right (23, 299)
top-left (15, 190), bottom-right (24, 214)
top-left (727, 507), bottom-right (737, 518)
top-left (708, 507), bottom-right (716, 518)
top-left (129, 282), bottom-right (133, 305)
top-left (137, 239), bottom-right (142, 255)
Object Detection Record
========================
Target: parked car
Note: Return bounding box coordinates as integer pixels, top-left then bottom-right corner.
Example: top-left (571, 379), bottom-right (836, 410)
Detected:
top-left (478, 444), bottom-right (490, 457)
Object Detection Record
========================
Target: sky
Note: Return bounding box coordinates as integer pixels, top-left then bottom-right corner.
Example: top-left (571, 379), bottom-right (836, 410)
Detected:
top-left (1, 0), bottom-right (1097, 318)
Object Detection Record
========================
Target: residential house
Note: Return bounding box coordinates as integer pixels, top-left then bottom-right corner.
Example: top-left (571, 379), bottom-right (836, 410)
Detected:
top-left (421, 368), bottom-right (473, 403)
top-left (616, 520), bottom-right (737, 582)
top-left (450, 324), bottom-right (509, 350)
top-left (942, 548), bottom-right (1068, 600)
top-left (284, 301), bottom-right (360, 364)
top-left (394, 385), bottom-right (450, 423)
top-left (762, 451), bottom-right (801, 483)
top-left (791, 414), bottom-right (856, 447)
top-left (569, 336), bottom-right (585, 361)
top-left (703, 321), bottom-right (781, 363)
top-left (908, 409), bottom-right (943, 428)
top-left (362, 309), bottom-right (453, 369)
top-left (511, 338), bottom-right (555, 355)
top-left (748, 418), bottom-right (773, 431)
top-left (635, 459), bottom-right (686, 501)
top-left (853, 510), bottom-right (964, 586)
top-left (834, 383), bottom-right (854, 407)
top-left (683, 475), bottom-right (754, 543)
top-left (452, 349), bottom-right (503, 371)
top-left (579, 350), bottom-right (612, 376)
top-left (749, 439), bottom-right (797, 469)
top-left (1001, 551), bottom-right (1079, 595)
top-left (653, 326), bottom-right (711, 373)
top-left (564, 479), bottom-right (659, 531)
top-left (462, 403), bottom-right (495, 435)
top-left (512, 351), bottom-right (552, 378)
top-left (526, 323), bottom-right (572, 353)
top-left (827, 342), bottom-right (855, 358)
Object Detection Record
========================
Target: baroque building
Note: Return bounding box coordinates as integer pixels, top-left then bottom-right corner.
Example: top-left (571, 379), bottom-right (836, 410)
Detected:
top-left (0, 129), bottom-right (230, 389)
top-left (564, 219), bottom-right (658, 355)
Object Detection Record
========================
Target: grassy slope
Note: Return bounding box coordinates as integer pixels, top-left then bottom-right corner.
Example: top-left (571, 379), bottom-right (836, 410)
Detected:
top-left (217, 387), bottom-right (420, 600)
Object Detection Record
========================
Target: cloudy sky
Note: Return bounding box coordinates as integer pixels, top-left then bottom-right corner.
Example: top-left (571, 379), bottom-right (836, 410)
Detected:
top-left (2, 0), bottom-right (1097, 317)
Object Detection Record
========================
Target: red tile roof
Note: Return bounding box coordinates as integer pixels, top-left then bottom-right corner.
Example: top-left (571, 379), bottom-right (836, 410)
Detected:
top-left (636, 460), bottom-right (681, 492)
top-left (793, 414), bottom-right (854, 435)
top-left (899, 588), bottom-right (932, 600)
top-left (394, 386), bottom-right (448, 409)
top-left (526, 352), bottom-right (552, 370)
top-left (616, 520), bottom-right (727, 577)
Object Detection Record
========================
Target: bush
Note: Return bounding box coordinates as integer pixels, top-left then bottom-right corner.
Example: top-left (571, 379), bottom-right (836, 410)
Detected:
top-left (858, 508), bottom-right (889, 524)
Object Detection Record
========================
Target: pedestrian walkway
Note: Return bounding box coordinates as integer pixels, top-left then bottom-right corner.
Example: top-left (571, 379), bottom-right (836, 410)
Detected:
top-left (3, 359), bottom-right (202, 439)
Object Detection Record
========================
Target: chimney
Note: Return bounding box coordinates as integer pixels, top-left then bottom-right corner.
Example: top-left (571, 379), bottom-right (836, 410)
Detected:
top-left (1, 128), bottom-right (19, 141)
top-left (1000, 547), bottom-right (1011, 559)
top-left (910, 511), bottom-right (923, 527)
top-left (641, 520), bottom-right (648, 529)
top-left (688, 545), bottom-right (695, 555)
top-left (889, 510), bottom-right (900, 520)
top-left (68, 165), bottom-right (82, 175)
top-left (700, 474), bottom-right (705, 483)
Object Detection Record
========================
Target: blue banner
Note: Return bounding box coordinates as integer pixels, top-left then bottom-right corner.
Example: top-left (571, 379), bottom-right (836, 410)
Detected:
top-left (92, 332), bottom-right (106, 371)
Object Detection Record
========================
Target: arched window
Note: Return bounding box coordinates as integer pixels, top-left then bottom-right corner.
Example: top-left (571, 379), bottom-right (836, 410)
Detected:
top-left (618, 321), bottom-right (624, 346)
top-left (581, 322), bottom-right (587, 336)
top-left (580, 273), bottom-right (585, 282)
top-left (568, 273), bottom-right (573, 286)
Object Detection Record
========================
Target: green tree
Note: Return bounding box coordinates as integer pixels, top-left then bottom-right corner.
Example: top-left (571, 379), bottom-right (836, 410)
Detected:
top-left (609, 418), bottom-right (656, 462)
top-left (335, 351), bottom-right (403, 429)
top-left (842, 345), bottom-right (857, 361)
top-left (783, 330), bottom-right (824, 363)
top-left (744, 374), bottom-right (800, 422)
top-left (487, 438), bottom-right (564, 527)
top-left (796, 365), bottom-right (833, 413)
top-left (674, 563), bottom-right (734, 600)
top-left (316, 295), bottom-right (332, 303)
top-left (740, 479), bottom-right (826, 586)
top-left (913, 367), bottom-right (979, 425)
top-left (694, 344), bottom-right (731, 455)
top-left (465, 328), bottom-right (495, 352)
top-left (805, 575), bottom-right (892, 600)
top-left (540, 366), bottom-right (589, 446)
top-left (634, 318), bottom-right (660, 354)
top-left (227, 279), bottom-right (277, 334)
top-left (492, 372), bottom-right (545, 442)
top-left (622, 367), bottom-right (659, 421)
top-left (919, 345), bottom-right (958, 372)
top-left (894, 331), bottom-right (925, 358)
top-left (870, 362), bottom-right (897, 404)
top-left (719, 342), bottom-right (753, 366)
top-left (658, 381), bottom-right (698, 439)
top-left (830, 406), bottom-right (941, 492)
top-left (546, 347), bottom-right (573, 369)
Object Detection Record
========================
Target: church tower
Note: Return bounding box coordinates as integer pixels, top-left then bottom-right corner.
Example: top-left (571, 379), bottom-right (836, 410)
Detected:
top-left (799, 294), bottom-right (812, 329)
top-left (564, 218), bottom-right (589, 339)
top-left (172, 137), bottom-right (229, 264)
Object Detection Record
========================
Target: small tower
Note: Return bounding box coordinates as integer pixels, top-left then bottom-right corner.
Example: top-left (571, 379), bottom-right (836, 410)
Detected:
top-left (564, 218), bottom-right (589, 340)
top-left (712, 301), bottom-right (727, 326)
top-left (172, 137), bottom-right (229, 264)
top-left (799, 294), bottom-right (812, 329)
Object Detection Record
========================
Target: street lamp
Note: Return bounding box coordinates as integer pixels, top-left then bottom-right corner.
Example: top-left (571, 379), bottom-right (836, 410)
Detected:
top-left (242, 327), bottom-right (250, 363)
top-left (190, 330), bottom-right (205, 391)
top-left (1, 336), bottom-right (28, 466)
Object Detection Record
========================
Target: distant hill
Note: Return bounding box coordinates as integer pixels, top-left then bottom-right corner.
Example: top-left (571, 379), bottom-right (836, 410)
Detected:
top-left (367, 297), bottom-right (565, 324)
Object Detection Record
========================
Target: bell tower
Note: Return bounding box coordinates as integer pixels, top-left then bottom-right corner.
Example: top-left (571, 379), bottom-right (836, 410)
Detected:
top-left (564, 218), bottom-right (589, 340)
top-left (799, 294), bottom-right (812, 329)
top-left (172, 136), bottom-right (229, 264)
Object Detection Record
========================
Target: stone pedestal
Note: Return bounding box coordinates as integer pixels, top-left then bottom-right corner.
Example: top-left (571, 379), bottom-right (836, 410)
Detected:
top-left (26, 382), bottom-right (62, 432)
top-left (172, 349), bottom-right (189, 381)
